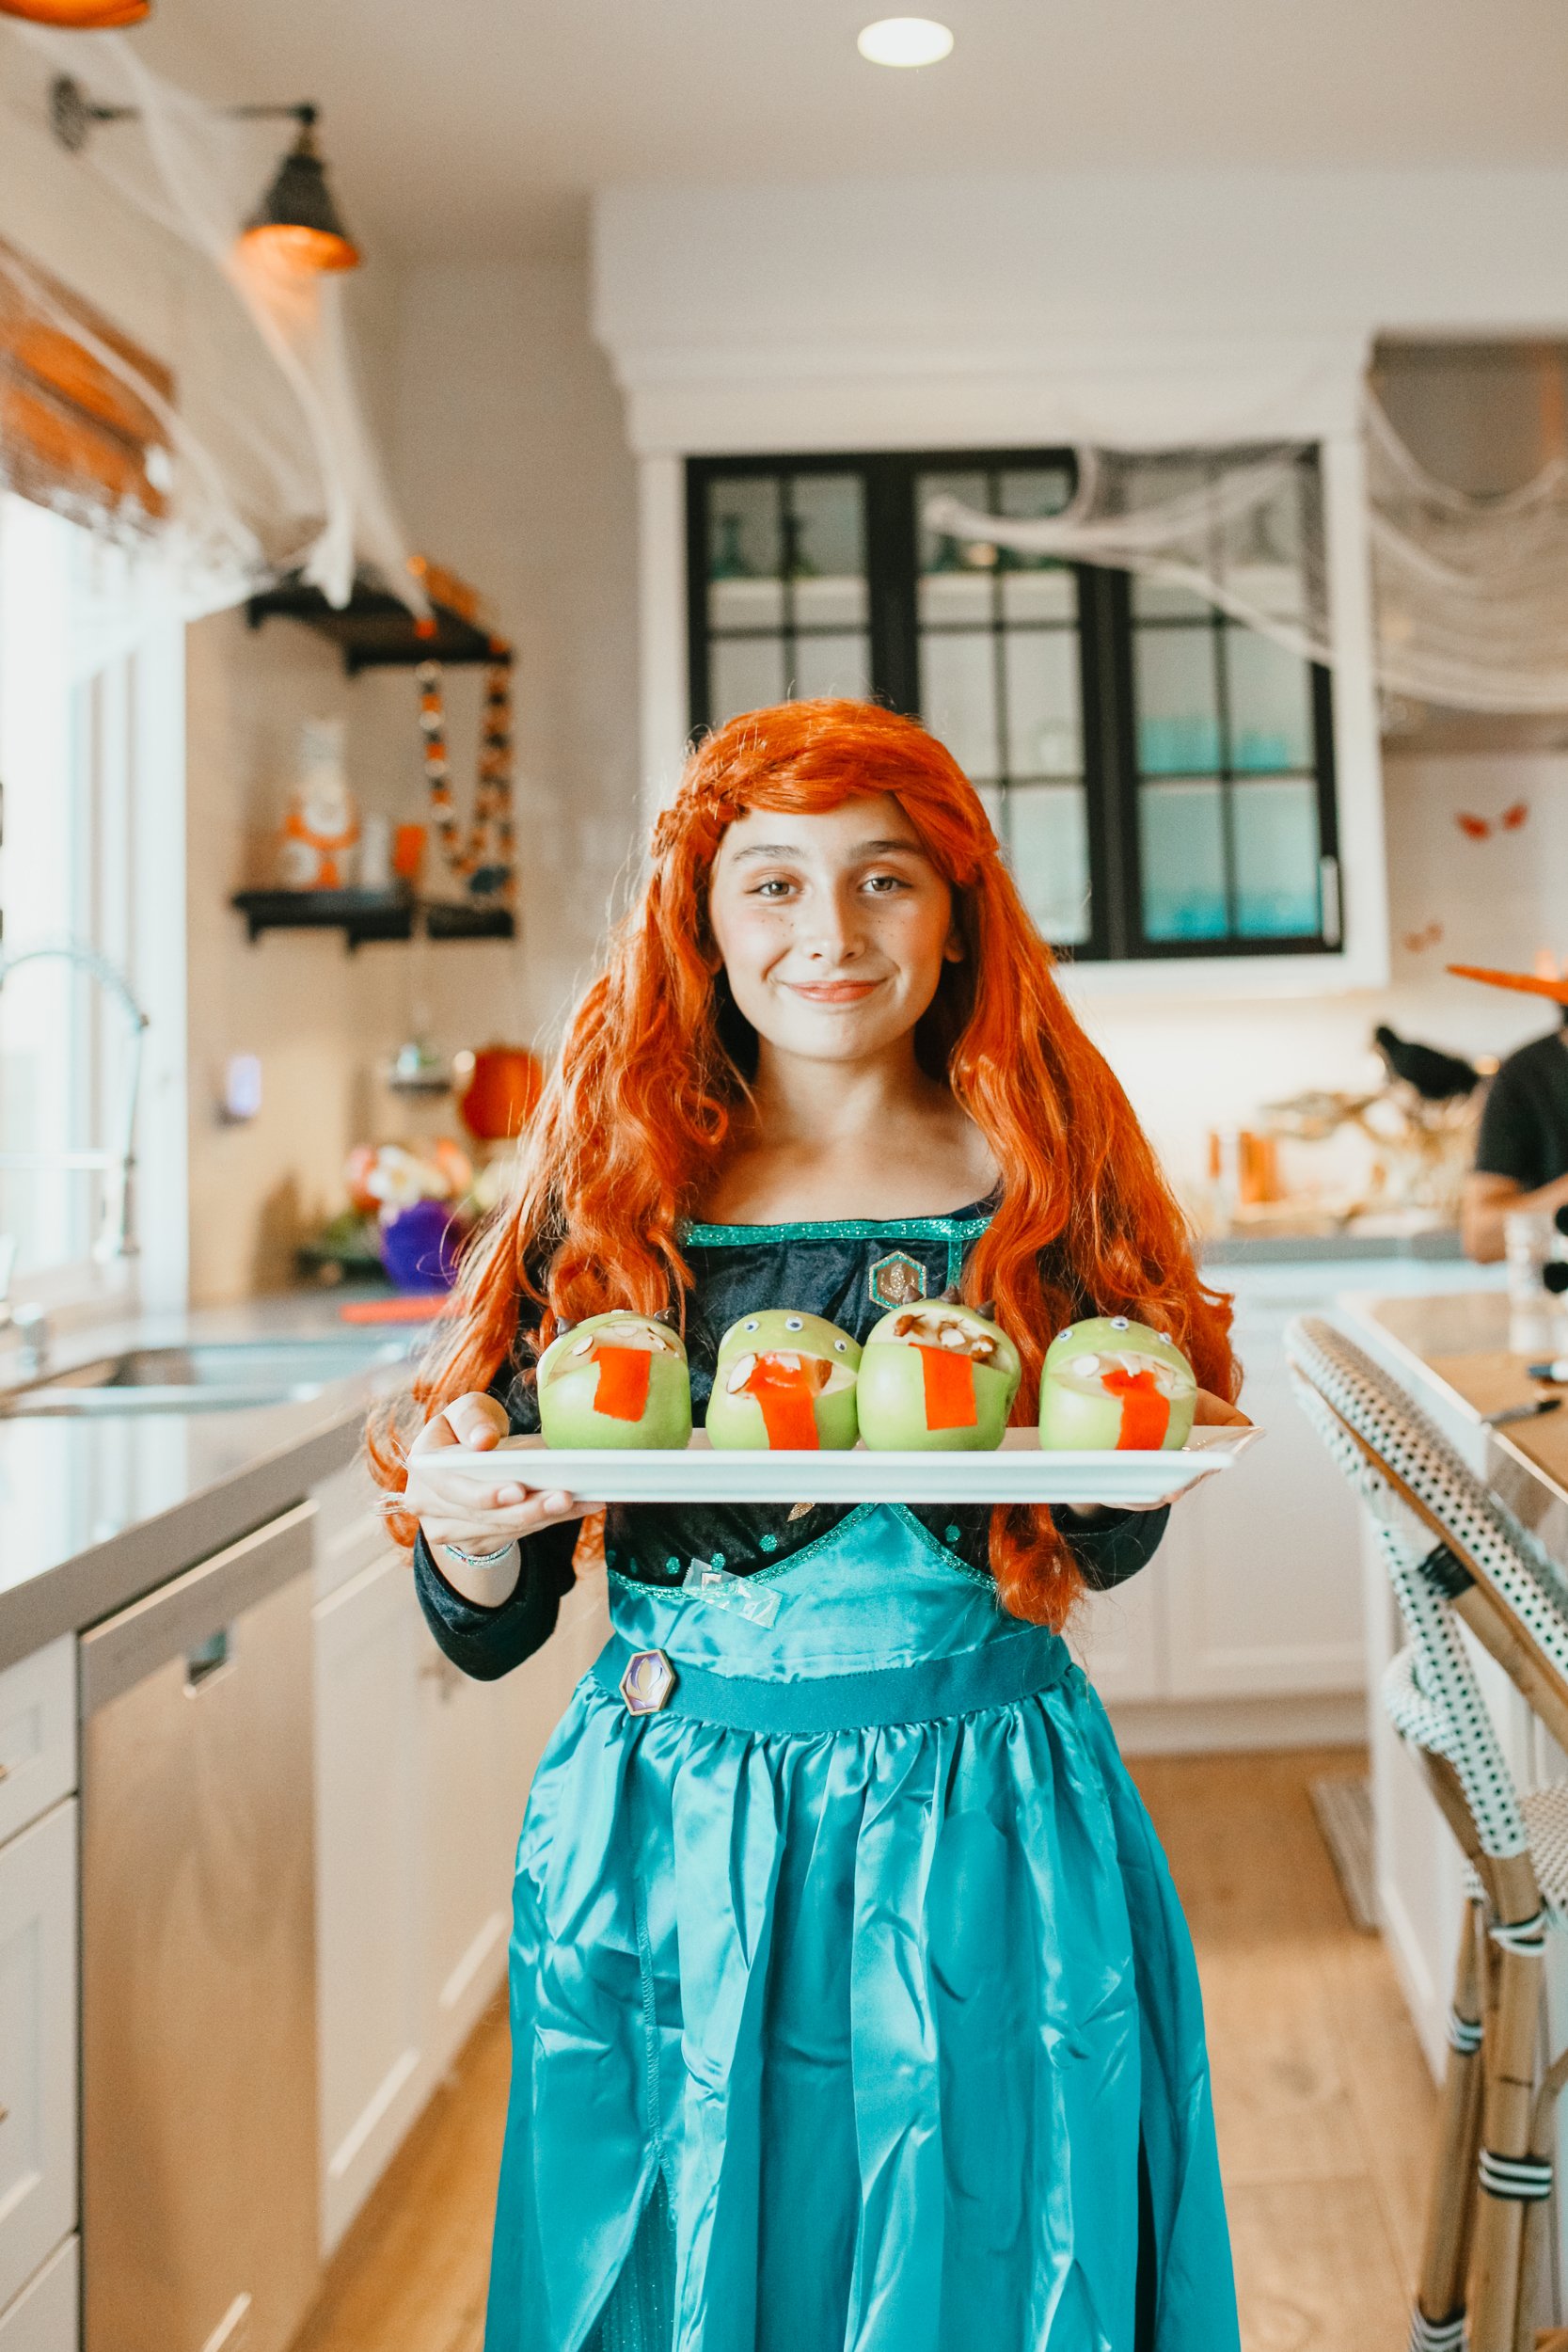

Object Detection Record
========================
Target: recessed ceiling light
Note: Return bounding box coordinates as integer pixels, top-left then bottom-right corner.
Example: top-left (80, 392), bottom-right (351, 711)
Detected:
top-left (857, 17), bottom-right (955, 68)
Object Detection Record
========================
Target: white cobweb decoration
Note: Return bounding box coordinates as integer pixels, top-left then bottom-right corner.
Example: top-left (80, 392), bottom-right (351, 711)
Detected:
top-left (0, 22), bottom-right (421, 653)
top-left (926, 396), bottom-right (1568, 716)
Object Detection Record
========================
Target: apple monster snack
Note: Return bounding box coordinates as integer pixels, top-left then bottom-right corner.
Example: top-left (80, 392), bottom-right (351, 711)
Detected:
top-left (856, 1296), bottom-right (1022, 1451)
top-left (705, 1311), bottom-right (862, 1450)
top-left (1038, 1316), bottom-right (1197, 1451)
top-left (535, 1309), bottom-right (692, 1449)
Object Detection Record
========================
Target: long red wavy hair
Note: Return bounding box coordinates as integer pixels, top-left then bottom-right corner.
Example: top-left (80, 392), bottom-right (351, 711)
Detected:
top-left (371, 697), bottom-right (1236, 1627)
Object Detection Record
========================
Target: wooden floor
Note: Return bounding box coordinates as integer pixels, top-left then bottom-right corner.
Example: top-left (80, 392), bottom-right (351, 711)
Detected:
top-left (293, 1743), bottom-right (1436, 2352)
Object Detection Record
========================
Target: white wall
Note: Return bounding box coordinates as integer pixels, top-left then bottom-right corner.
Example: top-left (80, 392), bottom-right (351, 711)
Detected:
top-left (189, 255), bottom-right (640, 1300)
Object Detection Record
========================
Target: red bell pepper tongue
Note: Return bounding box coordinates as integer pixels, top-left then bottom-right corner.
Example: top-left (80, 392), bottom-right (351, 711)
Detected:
top-left (741, 1352), bottom-right (827, 1449)
top-left (1102, 1365), bottom-right (1170, 1451)
top-left (589, 1343), bottom-right (653, 1422)
top-left (914, 1343), bottom-right (978, 1430)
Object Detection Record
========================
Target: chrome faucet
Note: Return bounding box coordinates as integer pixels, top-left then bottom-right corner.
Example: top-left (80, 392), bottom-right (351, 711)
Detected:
top-left (0, 939), bottom-right (150, 1289)
top-left (0, 1235), bottom-right (49, 1375)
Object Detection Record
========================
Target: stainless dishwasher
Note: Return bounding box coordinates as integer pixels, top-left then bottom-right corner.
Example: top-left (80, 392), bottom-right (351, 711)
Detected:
top-left (80, 1501), bottom-right (321, 2352)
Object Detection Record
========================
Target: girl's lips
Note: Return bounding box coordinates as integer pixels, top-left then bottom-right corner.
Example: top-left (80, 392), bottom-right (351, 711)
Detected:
top-left (785, 979), bottom-right (882, 1003)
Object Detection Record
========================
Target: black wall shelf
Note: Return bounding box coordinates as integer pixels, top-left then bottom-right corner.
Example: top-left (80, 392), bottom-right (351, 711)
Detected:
top-left (245, 573), bottom-right (508, 675)
top-left (232, 888), bottom-right (515, 952)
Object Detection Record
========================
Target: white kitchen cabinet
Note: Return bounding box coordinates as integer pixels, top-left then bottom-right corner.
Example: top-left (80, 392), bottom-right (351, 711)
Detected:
top-left (0, 1802), bottom-right (76, 2319)
top-left (1159, 1282), bottom-right (1365, 1700)
top-left (0, 1641), bottom-right (73, 1852)
top-left (313, 1548), bottom-right (426, 2254)
top-left (418, 1563), bottom-right (614, 2079)
top-left (0, 2237), bottom-right (77, 2352)
top-left (313, 1490), bottom-right (610, 2254)
top-left (418, 1640), bottom-right (516, 2081)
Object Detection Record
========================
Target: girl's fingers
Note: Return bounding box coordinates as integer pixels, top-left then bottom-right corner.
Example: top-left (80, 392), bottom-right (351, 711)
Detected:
top-left (420, 1496), bottom-right (602, 1549)
top-left (1192, 1387), bottom-right (1252, 1427)
top-left (408, 1391), bottom-right (510, 1455)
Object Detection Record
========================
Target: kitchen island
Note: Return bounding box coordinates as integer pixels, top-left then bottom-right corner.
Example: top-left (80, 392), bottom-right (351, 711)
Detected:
top-left (1333, 1284), bottom-right (1568, 2315)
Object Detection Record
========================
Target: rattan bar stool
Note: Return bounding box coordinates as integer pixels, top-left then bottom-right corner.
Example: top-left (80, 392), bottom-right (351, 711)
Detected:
top-left (1287, 1312), bottom-right (1568, 2352)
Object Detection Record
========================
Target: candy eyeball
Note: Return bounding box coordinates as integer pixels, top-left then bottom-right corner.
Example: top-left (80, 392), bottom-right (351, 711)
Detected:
top-left (784, 1315), bottom-right (803, 1330)
top-left (1110, 1316), bottom-right (1130, 1330)
top-left (744, 1317), bottom-right (759, 1332)
top-left (833, 1339), bottom-right (847, 1352)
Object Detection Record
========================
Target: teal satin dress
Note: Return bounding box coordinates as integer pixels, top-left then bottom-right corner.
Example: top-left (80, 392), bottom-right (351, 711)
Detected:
top-left (482, 1504), bottom-right (1240, 2352)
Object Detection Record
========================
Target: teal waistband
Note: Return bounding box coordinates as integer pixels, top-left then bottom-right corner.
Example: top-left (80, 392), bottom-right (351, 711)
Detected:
top-left (591, 1623), bottom-right (1072, 1734)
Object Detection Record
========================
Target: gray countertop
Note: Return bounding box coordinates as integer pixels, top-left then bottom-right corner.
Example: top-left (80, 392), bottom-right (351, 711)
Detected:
top-left (0, 1292), bottom-right (420, 1674)
top-left (1342, 1286), bottom-right (1568, 1564)
top-left (1200, 1226), bottom-right (1465, 1266)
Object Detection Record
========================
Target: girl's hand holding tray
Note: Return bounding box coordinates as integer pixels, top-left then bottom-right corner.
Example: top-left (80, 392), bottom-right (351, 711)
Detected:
top-left (406, 1389), bottom-right (601, 1599)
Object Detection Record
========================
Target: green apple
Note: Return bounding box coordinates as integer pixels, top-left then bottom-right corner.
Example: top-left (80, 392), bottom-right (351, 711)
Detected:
top-left (1038, 1316), bottom-right (1196, 1451)
top-left (856, 1301), bottom-right (1022, 1451)
top-left (536, 1309), bottom-right (692, 1449)
top-left (705, 1311), bottom-right (861, 1450)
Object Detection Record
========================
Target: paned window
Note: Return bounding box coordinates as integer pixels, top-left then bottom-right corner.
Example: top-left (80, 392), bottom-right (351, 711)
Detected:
top-left (687, 449), bottom-right (1338, 964)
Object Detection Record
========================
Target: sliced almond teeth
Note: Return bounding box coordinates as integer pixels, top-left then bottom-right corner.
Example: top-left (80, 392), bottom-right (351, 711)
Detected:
top-left (726, 1353), bottom-right (757, 1391)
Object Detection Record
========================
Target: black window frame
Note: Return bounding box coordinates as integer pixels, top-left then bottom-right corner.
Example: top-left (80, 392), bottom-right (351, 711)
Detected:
top-left (686, 447), bottom-right (1338, 965)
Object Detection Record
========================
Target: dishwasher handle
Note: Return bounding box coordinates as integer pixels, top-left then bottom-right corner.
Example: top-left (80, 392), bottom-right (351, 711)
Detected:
top-left (80, 1500), bottom-right (317, 1717)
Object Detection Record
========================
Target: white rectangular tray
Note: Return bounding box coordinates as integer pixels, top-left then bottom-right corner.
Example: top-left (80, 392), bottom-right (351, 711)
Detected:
top-left (409, 1423), bottom-right (1261, 1507)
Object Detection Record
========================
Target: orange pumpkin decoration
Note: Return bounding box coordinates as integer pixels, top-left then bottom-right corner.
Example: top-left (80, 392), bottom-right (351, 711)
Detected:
top-left (458, 1043), bottom-right (544, 1142)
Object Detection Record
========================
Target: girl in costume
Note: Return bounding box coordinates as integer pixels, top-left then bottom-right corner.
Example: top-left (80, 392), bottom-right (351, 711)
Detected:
top-left (374, 699), bottom-right (1247, 2352)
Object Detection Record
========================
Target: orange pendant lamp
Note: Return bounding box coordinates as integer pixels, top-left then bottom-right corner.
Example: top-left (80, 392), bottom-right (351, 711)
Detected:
top-left (50, 79), bottom-right (361, 277)
top-left (236, 105), bottom-right (361, 276)
top-left (1, 0), bottom-right (149, 22)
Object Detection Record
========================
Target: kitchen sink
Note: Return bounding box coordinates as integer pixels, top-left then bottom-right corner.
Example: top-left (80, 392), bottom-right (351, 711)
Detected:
top-left (0, 1335), bottom-right (412, 1416)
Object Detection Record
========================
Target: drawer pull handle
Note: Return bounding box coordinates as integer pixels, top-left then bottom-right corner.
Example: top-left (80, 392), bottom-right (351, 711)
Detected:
top-left (199, 2291), bottom-right (252, 2352)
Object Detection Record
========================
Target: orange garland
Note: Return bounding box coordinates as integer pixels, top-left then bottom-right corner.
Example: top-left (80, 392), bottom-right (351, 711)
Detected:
top-left (416, 649), bottom-right (516, 899)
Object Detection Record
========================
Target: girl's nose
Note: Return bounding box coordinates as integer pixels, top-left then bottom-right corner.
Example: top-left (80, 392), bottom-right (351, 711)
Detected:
top-left (802, 886), bottom-right (864, 961)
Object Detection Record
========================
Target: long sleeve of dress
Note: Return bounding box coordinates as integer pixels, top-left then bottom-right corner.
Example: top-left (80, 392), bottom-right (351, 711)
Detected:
top-left (412, 1311), bottom-right (582, 1681)
top-left (1062, 1503), bottom-right (1170, 1592)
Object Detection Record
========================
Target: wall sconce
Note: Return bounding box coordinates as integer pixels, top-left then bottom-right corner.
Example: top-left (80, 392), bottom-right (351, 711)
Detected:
top-left (0, 1), bottom-right (149, 24)
top-left (51, 77), bottom-right (362, 274)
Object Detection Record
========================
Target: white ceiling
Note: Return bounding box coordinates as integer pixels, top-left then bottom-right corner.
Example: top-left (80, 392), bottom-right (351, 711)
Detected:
top-left (133, 0), bottom-right (1568, 265)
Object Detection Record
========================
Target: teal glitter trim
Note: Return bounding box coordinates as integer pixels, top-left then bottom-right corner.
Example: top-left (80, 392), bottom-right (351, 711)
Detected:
top-left (886, 1502), bottom-right (1002, 1591)
top-left (759, 1533), bottom-right (778, 1551)
top-left (680, 1212), bottom-right (993, 1249)
top-left (710, 1550), bottom-right (726, 1568)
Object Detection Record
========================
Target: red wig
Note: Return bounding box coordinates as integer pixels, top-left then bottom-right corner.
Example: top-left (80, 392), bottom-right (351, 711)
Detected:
top-left (371, 698), bottom-right (1236, 1627)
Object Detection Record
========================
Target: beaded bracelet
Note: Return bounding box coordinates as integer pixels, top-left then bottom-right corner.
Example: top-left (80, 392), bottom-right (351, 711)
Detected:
top-left (442, 1538), bottom-right (520, 1569)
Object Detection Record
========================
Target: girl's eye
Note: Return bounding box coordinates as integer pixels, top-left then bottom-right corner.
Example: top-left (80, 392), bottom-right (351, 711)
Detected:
top-left (863, 872), bottom-right (911, 894)
top-left (750, 878), bottom-right (795, 898)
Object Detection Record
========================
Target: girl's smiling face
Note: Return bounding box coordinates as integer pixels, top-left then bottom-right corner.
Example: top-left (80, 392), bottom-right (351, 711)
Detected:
top-left (706, 795), bottom-right (964, 1064)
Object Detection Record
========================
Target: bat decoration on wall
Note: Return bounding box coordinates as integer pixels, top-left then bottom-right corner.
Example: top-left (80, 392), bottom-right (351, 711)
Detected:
top-left (1456, 802), bottom-right (1530, 840)
top-left (1402, 920), bottom-right (1445, 954)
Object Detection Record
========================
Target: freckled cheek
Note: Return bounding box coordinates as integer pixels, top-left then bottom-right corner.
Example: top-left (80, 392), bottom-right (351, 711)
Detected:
top-left (717, 905), bottom-right (795, 981)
